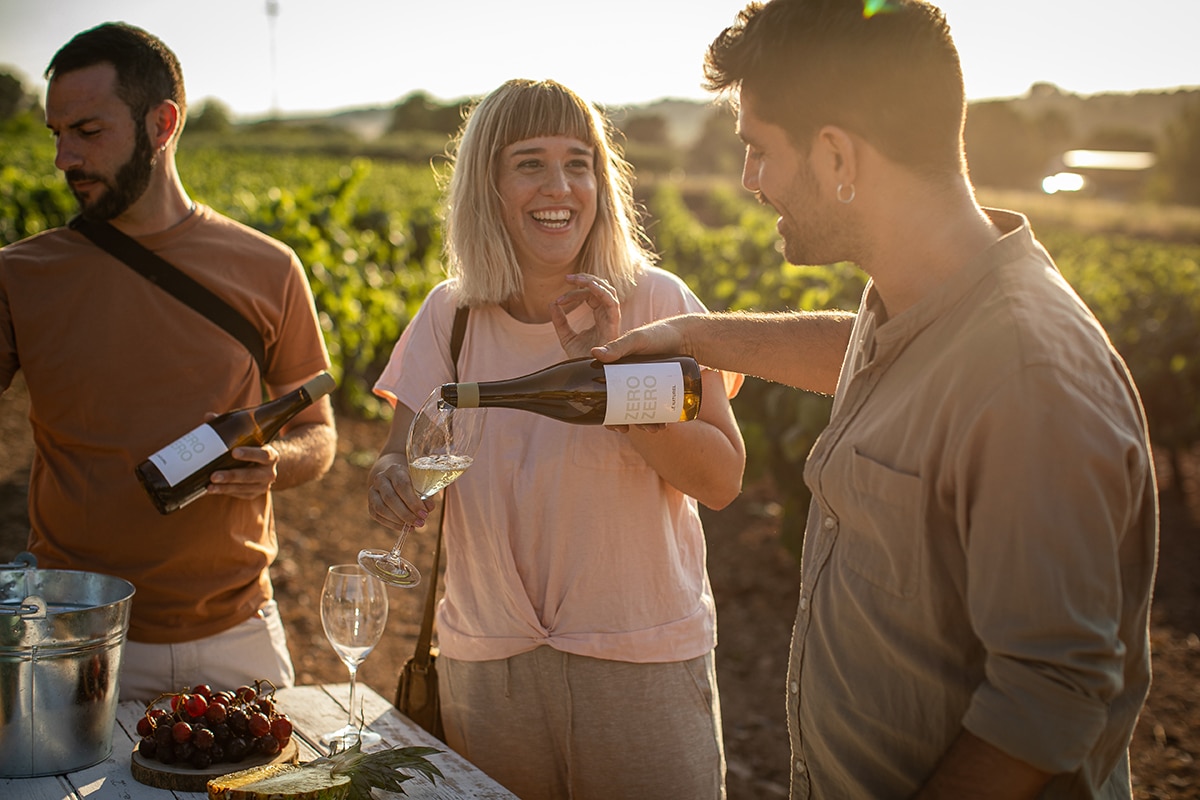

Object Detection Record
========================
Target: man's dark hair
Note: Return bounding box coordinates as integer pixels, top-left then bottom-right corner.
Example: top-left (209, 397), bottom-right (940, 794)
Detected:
top-left (704, 0), bottom-right (965, 176)
top-left (45, 22), bottom-right (187, 126)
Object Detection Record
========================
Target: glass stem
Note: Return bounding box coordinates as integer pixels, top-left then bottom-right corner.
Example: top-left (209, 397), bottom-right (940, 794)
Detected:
top-left (384, 523), bottom-right (414, 566)
top-left (346, 663), bottom-right (359, 733)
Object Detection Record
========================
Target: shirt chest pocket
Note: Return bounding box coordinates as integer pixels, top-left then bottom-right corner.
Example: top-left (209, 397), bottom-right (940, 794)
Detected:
top-left (835, 446), bottom-right (924, 599)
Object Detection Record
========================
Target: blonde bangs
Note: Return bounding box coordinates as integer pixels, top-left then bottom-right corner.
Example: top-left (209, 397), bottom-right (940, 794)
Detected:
top-left (490, 82), bottom-right (598, 153)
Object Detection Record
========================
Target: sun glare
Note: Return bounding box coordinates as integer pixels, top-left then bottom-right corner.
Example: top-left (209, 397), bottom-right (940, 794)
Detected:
top-left (1042, 172), bottom-right (1086, 194)
top-left (862, 0), bottom-right (900, 18)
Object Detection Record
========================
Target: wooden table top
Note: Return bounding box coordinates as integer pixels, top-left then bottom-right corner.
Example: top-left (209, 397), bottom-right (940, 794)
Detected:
top-left (1, 683), bottom-right (517, 799)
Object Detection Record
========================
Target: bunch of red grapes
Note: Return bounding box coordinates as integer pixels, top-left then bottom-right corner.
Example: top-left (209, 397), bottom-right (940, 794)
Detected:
top-left (135, 680), bottom-right (294, 771)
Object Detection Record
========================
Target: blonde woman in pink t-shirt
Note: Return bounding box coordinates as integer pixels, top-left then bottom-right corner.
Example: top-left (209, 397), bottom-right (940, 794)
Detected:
top-left (368, 79), bottom-right (746, 800)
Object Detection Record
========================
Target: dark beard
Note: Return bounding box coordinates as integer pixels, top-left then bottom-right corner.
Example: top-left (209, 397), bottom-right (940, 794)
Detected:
top-left (68, 124), bottom-right (157, 222)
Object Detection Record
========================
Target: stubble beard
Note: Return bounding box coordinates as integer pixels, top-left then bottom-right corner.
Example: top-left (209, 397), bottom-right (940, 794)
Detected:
top-left (752, 153), bottom-right (842, 267)
top-left (773, 183), bottom-right (835, 267)
top-left (69, 123), bottom-right (158, 222)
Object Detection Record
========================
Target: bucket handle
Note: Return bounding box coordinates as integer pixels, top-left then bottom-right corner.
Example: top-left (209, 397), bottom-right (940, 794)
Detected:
top-left (0, 551), bottom-right (37, 570)
top-left (0, 594), bottom-right (47, 619)
top-left (0, 553), bottom-right (44, 617)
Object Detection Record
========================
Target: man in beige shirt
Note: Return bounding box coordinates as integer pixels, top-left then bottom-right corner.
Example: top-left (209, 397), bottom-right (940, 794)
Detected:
top-left (1, 22), bottom-right (336, 701)
top-left (596, 0), bottom-right (1158, 797)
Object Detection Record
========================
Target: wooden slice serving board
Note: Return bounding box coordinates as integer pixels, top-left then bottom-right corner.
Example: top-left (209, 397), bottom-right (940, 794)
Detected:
top-left (130, 738), bottom-right (299, 792)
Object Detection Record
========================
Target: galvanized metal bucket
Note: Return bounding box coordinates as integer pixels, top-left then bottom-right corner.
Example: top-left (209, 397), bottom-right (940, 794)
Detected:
top-left (0, 553), bottom-right (135, 778)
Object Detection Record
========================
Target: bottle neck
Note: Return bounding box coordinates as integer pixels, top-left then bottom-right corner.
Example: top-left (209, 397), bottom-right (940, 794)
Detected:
top-left (252, 385), bottom-right (311, 441)
top-left (453, 382), bottom-right (481, 409)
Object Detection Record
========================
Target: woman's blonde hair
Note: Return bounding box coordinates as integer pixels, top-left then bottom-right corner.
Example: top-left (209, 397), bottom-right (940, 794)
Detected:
top-left (441, 79), bottom-right (655, 306)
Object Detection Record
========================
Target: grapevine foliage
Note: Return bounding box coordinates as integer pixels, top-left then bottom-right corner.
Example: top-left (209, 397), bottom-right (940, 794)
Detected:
top-left (0, 135), bottom-right (73, 243)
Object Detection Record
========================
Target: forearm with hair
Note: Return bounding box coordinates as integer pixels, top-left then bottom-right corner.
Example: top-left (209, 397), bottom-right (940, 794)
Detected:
top-left (681, 310), bottom-right (854, 395)
top-left (271, 420), bottom-right (337, 491)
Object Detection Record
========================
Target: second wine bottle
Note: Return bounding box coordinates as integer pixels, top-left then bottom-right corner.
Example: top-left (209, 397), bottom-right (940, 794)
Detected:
top-left (136, 372), bottom-right (336, 514)
top-left (440, 355), bottom-right (702, 425)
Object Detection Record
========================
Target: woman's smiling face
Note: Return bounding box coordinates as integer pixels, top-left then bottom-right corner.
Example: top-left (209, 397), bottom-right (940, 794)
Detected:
top-left (496, 135), bottom-right (598, 275)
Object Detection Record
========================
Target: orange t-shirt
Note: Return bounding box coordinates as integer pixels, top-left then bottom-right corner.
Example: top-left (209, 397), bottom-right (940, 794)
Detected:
top-left (0, 206), bottom-right (330, 642)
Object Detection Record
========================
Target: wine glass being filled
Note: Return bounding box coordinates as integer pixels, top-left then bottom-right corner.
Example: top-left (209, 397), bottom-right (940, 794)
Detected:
top-left (358, 389), bottom-right (485, 587)
top-left (319, 563), bottom-right (388, 751)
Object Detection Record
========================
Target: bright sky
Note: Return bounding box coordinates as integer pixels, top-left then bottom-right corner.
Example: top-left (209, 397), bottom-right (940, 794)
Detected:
top-left (1, 0), bottom-right (1196, 119)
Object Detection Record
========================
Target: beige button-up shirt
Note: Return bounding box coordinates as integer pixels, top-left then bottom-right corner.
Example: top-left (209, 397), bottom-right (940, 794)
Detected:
top-left (788, 210), bottom-right (1158, 798)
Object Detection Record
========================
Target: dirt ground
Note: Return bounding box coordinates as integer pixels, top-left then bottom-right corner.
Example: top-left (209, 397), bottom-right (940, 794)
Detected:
top-left (2, 373), bottom-right (1198, 798)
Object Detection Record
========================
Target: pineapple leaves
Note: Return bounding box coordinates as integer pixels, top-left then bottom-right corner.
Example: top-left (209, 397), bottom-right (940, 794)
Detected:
top-left (321, 742), bottom-right (444, 799)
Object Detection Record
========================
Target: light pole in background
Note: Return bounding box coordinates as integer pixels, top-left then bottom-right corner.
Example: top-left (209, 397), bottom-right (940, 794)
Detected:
top-left (266, 0), bottom-right (280, 116)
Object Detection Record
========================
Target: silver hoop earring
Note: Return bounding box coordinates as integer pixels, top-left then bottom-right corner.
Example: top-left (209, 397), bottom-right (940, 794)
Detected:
top-left (836, 183), bottom-right (856, 204)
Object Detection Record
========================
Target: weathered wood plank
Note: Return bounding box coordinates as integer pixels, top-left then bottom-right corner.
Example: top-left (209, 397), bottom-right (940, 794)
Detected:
top-left (272, 684), bottom-right (351, 750)
top-left (4, 684), bottom-right (514, 799)
top-left (0, 772), bottom-right (76, 800)
top-left (63, 705), bottom-right (174, 800)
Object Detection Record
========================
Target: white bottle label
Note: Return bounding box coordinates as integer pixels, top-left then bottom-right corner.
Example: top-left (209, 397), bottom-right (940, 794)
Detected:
top-left (602, 362), bottom-right (686, 425)
top-left (148, 423), bottom-right (228, 486)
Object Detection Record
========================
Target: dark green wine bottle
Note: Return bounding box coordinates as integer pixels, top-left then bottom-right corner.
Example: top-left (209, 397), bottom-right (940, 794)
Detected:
top-left (135, 372), bottom-right (336, 514)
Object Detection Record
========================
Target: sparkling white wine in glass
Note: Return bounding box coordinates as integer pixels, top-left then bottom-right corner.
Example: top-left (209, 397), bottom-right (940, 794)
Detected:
top-left (409, 453), bottom-right (473, 497)
top-left (320, 563), bottom-right (388, 751)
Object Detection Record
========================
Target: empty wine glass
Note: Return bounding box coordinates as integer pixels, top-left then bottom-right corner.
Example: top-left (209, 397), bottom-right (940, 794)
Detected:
top-left (359, 388), bottom-right (486, 587)
top-left (320, 563), bottom-right (389, 751)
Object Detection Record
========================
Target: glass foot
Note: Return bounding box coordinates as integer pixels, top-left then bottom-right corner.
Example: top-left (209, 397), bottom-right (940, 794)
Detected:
top-left (357, 548), bottom-right (421, 588)
top-left (320, 723), bottom-right (382, 752)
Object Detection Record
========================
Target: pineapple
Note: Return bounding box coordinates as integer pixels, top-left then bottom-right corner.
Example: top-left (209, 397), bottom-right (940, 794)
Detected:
top-left (207, 742), bottom-right (443, 800)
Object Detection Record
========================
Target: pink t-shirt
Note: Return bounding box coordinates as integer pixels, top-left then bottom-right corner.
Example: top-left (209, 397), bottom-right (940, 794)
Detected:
top-left (375, 268), bottom-right (740, 663)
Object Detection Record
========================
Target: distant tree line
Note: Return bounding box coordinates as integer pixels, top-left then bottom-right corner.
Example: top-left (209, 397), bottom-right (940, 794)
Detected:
top-left (387, 91), bottom-right (466, 136)
top-left (960, 84), bottom-right (1195, 202)
top-left (0, 68), bottom-right (41, 131)
top-left (3, 67), bottom-right (1199, 206)
top-left (1153, 100), bottom-right (1200, 206)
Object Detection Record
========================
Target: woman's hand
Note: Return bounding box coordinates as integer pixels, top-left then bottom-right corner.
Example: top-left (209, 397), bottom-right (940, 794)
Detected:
top-left (368, 456), bottom-right (432, 531)
top-left (551, 274), bottom-right (621, 358)
top-left (366, 405), bottom-right (430, 530)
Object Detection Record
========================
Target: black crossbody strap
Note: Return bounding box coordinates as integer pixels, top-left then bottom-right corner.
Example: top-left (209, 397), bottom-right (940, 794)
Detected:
top-left (413, 304), bottom-right (469, 668)
top-left (69, 215), bottom-right (268, 374)
top-left (449, 304), bottom-right (470, 364)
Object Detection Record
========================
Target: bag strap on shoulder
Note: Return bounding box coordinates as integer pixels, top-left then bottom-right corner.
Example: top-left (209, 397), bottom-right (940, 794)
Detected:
top-left (70, 214), bottom-right (268, 374)
top-left (411, 304), bottom-right (469, 668)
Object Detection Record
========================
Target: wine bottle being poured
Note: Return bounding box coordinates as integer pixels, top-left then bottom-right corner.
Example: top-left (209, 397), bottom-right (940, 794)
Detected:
top-left (440, 355), bottom-right (701, 426)
top-left (135, 372), bottom-right (336, 514)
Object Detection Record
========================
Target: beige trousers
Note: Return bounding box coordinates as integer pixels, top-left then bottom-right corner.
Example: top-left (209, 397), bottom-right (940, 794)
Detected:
top-left (118, 600), bottom-right (294, 701)
top-left (440, 647), bottom-right (726, 800)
